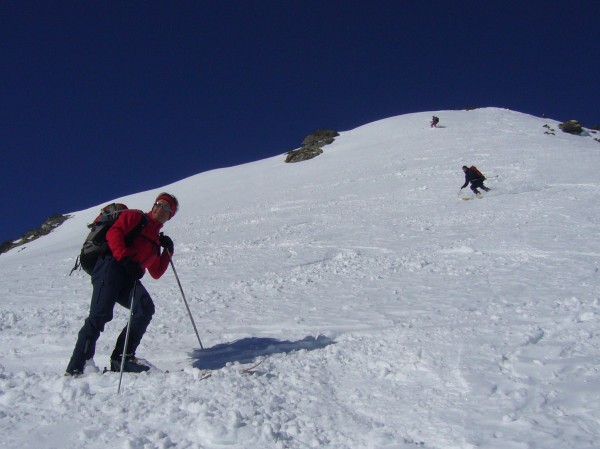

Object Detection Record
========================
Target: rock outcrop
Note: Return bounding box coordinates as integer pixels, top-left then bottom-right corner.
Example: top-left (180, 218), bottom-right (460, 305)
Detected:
top-left (0, 213), bottom-right (71, 255)
top-left (285, 129), bottom-right (339, 163)
top-left (558, 120), bottom-right (583, 135)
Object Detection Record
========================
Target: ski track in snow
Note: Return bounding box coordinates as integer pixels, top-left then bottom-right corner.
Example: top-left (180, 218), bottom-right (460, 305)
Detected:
top-left (1, 109), bottom-right (600, 448)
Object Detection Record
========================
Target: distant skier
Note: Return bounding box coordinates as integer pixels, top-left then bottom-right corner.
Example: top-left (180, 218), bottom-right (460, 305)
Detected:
top-left (460, 165), bottom-right (490, 195)
top-left (430, 116), bottom-right (439, 128)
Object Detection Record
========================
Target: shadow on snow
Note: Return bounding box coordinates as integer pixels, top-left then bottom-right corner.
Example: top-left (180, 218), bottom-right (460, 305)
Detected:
top-left (189, 335), bottom-right (335, 370)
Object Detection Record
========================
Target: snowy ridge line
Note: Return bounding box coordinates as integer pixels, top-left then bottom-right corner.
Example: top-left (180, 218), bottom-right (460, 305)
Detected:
top-left (1, 109), bottom-right (600, 449)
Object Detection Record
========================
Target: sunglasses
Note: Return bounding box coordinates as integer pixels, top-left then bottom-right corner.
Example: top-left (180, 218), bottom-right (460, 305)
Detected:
top-left (153, 202), bottom-right (171, 212)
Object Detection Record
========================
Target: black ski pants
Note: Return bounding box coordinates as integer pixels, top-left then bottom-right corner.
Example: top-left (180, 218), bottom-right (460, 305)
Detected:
top-left (469, 179), bottom-right (488, 193)
top-left (66, 256), bottom-right (155, 373)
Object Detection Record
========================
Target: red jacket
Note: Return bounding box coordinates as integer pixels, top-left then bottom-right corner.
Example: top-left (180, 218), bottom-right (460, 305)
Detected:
top-left (106, 209), bottom-right (170, 279)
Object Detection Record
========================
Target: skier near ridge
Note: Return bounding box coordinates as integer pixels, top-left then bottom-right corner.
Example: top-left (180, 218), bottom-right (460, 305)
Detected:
top-left (65, 193), bottom-right (178, 376)
top-left (430, 116), bottom-right (439, 128)
top-left (460, 165), bottom-right (490, 195)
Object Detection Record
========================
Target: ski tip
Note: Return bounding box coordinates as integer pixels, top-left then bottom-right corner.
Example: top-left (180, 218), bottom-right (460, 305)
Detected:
top-left (461, 194), bottom-right (484, 201)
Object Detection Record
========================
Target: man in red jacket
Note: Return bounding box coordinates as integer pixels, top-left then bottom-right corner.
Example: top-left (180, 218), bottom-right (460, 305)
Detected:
top-left (66, 192), bottom-right (178, 376)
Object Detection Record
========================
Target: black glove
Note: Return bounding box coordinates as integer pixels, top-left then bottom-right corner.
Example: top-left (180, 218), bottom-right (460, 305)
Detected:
top-left (121, 258), bottom-right (144, 280)
top-left (159, 233), bottom-right (174, 255)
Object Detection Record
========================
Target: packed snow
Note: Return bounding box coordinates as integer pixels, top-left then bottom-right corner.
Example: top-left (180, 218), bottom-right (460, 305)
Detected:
top-left (1, 108), bottom-right (599, 449)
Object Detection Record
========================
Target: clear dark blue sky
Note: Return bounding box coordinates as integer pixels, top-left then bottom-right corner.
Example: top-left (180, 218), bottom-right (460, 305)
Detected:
top-left (1, 1), bottom-right (598, 243)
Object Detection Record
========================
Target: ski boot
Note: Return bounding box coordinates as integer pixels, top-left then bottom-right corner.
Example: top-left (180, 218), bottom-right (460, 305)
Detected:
top-left (110, 355), bottom-right (151, 373)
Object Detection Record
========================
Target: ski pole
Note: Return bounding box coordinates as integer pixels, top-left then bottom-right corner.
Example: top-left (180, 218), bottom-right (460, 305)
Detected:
top-left (118, 280), bottom-right (137, 394)
top-left (167, 249), bottom-right (204, 349)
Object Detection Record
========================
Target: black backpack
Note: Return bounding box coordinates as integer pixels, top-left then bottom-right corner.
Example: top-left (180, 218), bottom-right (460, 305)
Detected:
top-left (70, 203), bottom-right (148, 275)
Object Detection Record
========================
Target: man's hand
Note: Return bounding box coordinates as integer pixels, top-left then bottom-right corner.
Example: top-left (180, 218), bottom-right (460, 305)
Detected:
top-left (121, 258), bottom-right (144, 280)
top-left (159, 233), bottom-right (174, 255)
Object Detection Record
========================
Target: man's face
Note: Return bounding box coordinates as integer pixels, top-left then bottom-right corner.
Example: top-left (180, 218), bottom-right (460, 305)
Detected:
top-left (152, 200), bottom-right (171, 224)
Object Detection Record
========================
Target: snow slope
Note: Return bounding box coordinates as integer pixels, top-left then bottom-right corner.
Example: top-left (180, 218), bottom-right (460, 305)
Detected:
top-left (1, 108), bottom-right (600, 449)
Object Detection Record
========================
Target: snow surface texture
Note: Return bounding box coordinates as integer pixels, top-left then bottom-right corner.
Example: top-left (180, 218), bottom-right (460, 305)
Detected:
top-left (1, 108), bottom-right (599, 449)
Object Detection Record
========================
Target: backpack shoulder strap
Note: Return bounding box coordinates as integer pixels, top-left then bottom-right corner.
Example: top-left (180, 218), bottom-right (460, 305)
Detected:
top-left (124, 211), bottom-right (148, 247)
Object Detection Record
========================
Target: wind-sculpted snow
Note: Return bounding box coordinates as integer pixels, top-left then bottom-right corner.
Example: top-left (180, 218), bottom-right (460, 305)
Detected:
top-left (1, 108), bottom-right (599, 448)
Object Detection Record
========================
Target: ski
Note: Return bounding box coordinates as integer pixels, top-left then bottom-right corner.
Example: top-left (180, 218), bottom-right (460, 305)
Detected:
top-left (98, 358), bottom-right (266, 379)
top-left (240, 358), bottom-right (265, 374)
top-left (195, 359), bottom-right (266, 380)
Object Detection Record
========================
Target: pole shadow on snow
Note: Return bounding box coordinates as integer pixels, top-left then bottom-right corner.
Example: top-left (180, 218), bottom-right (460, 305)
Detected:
top-left (189, 335), bottom-right (335, 370)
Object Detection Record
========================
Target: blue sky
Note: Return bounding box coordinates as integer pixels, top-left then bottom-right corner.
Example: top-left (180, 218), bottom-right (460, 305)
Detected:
top-left (1, 1), bottom-right (598, 244)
